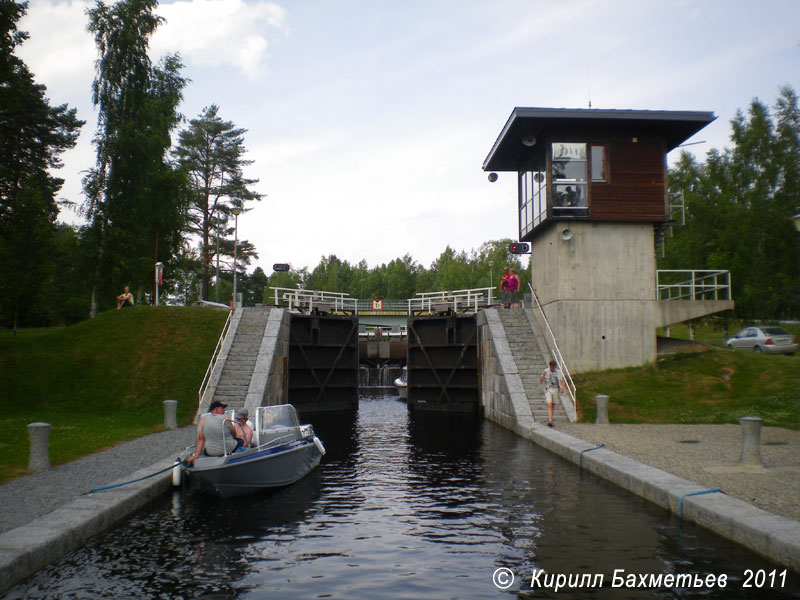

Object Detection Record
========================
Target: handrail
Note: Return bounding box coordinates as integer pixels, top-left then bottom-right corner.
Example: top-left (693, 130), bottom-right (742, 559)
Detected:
top-left (197, 308), bottom-right (233, 408)
top-left (407, 287), bottom-right (496, 314)
top-left (528, 283), bottom-right (577, 411)
top-left (269, 287), bottom-right (359, 314)
top-left (656, 269), bottom-right (731, 301)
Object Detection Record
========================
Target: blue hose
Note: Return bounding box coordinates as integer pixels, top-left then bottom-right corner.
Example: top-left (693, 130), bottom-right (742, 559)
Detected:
top-left (89, 461), bottom-right (180, 493)
top-left (579, 444), bottom-right (604, 472)
top-left (679, 488), bottom-right (721, 521)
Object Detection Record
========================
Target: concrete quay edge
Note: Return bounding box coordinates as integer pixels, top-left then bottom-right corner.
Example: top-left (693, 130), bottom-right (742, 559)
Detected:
top-left (0, 456), bottom-right (176, 596)
top-left (514, 422), bottom-right (800, 572)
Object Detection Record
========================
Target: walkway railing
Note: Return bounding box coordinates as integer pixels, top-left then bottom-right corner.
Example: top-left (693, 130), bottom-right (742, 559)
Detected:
top-left (197, 307), bottom-right (233, 407)
top-left (268, 286), bottom-right (498, 315)
top-left (656, 270), bottom-right (731, 301)
top-left (408, 287), bottom-right (496, 314)
top-left (270, 287), bottom-right (359, 313)
top-left (528, 283), bottom-right (577, 410)
top-left (357, 299), bottom-right (409, 313)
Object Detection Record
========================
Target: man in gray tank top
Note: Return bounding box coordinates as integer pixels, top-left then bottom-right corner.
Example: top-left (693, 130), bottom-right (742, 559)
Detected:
top-left (186, 401), bottom-right (239, 462)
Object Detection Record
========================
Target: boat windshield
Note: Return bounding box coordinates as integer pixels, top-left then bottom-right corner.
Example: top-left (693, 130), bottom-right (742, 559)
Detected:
top-left (258, 404), bottom-right (300, 429)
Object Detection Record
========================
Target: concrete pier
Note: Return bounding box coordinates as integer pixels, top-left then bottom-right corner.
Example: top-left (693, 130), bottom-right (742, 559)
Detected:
top-left (27, 422), bottom-right (51, 473)
top-left (163, 400), bottom-right (178, 430)
top-left (595, 394), bottom-right (610, 425)
top-left (739, 416), bottom-right (764, 466)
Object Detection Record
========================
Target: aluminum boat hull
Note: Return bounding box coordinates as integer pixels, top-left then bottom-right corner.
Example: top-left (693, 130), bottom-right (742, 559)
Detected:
top-left (187, 438), bottom-right (323, 499)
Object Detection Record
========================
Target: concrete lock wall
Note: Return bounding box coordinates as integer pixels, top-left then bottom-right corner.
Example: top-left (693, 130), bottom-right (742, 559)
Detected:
top-left (244, 308), bottom-right (291, 411)
top-left (476, 310), bottom-right (535, 436)
top-left (531, 222), bottom-right (660, 372)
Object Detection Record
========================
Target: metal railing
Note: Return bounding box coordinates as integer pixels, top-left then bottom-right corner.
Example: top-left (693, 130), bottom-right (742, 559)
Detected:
top-left (528, 284), bottom-right (577, 410)
top-left (269, 287), bottom-right (359, 313)
top-left (197, 308), bottom-right (234, 408)
top-left (408, 287), bottom-right (496, 314)
top-left (357, 298), bottom-right (409, 313)
top-left (656, 270), bottom-right (731, 301)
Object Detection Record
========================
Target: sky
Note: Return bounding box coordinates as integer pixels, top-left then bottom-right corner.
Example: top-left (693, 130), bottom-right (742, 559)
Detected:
top-left (17, 0), bottom-right (800, 275)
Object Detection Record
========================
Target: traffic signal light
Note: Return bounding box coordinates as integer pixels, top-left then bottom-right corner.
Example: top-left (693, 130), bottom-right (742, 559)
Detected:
top-left (509, 242), bottom-right (530, 254)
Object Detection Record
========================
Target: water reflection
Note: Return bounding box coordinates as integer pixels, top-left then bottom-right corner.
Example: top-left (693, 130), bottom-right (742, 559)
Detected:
top-left (6, 393), bottom-right (799, 599)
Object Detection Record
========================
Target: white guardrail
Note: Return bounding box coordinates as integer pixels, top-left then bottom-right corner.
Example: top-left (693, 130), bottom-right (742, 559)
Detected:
top-left (656, 270), bottom-right (731, 301)
top-left (268, 286), bottom-right (498, 315)
top-left (197, 308), bottom-right (233, 407)
top-left (408, 287), bottom-right (495, 314)
top-left (528, 284), bottom-right (577, 410)
top-left (270, 287), bottom-right (359, 313)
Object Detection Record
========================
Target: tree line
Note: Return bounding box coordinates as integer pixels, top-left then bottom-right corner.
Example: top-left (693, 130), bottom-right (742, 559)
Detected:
top-left (660, 86), bottom-right (800, 320)
top-left (1, 0), bottom-right (798, 327)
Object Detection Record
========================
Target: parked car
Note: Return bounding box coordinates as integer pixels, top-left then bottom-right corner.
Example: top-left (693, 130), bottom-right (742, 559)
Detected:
top-left (725, 326), bottom-right (798, 355)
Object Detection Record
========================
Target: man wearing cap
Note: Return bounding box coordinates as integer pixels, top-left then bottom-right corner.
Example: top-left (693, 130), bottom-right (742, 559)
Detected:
top-left (186, 400), bottom-right (238, 462)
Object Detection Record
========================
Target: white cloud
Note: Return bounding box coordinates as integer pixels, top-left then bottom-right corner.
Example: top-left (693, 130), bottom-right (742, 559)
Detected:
top-left (154, 0), bottom-right (288, 80)
top-left (17, 1), bottom-right (95, 103)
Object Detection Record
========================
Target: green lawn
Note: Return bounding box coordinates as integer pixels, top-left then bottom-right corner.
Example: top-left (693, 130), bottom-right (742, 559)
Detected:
top-left (0, 306), bottom-right (228, 483)
top-left (574, 347), bottom-right (799, 428)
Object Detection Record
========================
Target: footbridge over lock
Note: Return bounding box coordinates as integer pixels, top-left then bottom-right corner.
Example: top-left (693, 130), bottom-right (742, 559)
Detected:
top-left (196, 287), bottom-right (577, 430)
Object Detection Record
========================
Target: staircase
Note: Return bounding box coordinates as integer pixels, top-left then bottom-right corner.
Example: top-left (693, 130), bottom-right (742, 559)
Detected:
top-left (209, 307), bottom-right (270, 411)
top-left (496, 309), bottom-right (569, 423)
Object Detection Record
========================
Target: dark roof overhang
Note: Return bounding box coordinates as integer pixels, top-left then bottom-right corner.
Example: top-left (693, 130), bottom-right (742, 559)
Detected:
top-left (482, 107), bottom-right (716, 172)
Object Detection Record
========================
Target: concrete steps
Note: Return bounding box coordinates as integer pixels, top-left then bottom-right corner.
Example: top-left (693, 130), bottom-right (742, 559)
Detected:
top-left (210, 307), bottom-right (270, 410)
top-left (497, 309), bottom-right (569, 423)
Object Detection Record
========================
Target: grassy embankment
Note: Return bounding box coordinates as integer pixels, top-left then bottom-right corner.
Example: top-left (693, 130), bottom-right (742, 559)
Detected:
top-left (0, 306), bottom-right (228, 483)
top-left (574, 320), bottom-right (800, 428)
top-left (1, 312), bottom-right (797, 484)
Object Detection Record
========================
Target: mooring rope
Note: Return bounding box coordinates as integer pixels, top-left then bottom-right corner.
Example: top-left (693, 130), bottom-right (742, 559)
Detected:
top-left (579, 443), bottom-right (604, 472)
top-left (678, 488), bottom-right (721, 521)
top-left (88, 461), bottom-right (180, 494)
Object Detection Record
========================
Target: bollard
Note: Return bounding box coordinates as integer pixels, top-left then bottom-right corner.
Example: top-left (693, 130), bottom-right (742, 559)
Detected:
top-left (739, 416), bottom-right (764, 466)
top-left (27, 422), bottom-right (51, 472)
top-left (595, 394), bottom-right (610, 425)
top-left (163, 399), bottom-right (178, 430)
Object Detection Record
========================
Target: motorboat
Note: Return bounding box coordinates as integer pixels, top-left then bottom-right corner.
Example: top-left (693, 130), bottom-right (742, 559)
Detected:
top-left (394, 366), bottom-right (408, 400)
top-left (178, 404), bottom-right (325, 498)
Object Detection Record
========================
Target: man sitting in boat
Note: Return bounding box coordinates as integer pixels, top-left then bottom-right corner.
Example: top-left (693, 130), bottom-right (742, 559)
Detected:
top-left (233, 408), bottom-right (254, 448)
top-left (186, 401), bottom-right (240, 462)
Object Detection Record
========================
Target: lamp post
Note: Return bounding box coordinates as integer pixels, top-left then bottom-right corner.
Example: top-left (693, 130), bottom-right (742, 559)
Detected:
top-left (232, 207), bottom-right (242, 308)
top-left (488, 260), bottom-right (494, 304)
top-left (792, 213), bottom-right (800, 432)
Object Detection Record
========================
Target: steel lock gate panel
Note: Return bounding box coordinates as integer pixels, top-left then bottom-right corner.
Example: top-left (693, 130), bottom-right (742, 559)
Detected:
top-left (407, 315), bottom-right (479, 414)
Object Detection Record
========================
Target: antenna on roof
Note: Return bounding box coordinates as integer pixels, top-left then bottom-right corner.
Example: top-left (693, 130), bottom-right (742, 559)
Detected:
top-left (587, 68), bottom-right (592, 109)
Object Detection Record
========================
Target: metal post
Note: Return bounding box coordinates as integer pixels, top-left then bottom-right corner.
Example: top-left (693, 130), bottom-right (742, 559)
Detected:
top-left (155, 261), bottom-right (163, 306)
top-left (232, 207), bottom-right (242, 308)
top-left (215, 224), bottom-right (220, 303)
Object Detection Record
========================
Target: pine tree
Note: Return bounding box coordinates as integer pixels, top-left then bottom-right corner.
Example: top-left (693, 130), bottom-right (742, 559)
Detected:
top-left (0, 1), bottom-right (83, 327)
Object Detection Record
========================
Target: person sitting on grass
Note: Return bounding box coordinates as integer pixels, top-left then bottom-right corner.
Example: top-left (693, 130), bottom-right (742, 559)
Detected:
top-left (116, 286), bottom-right (134, 309)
